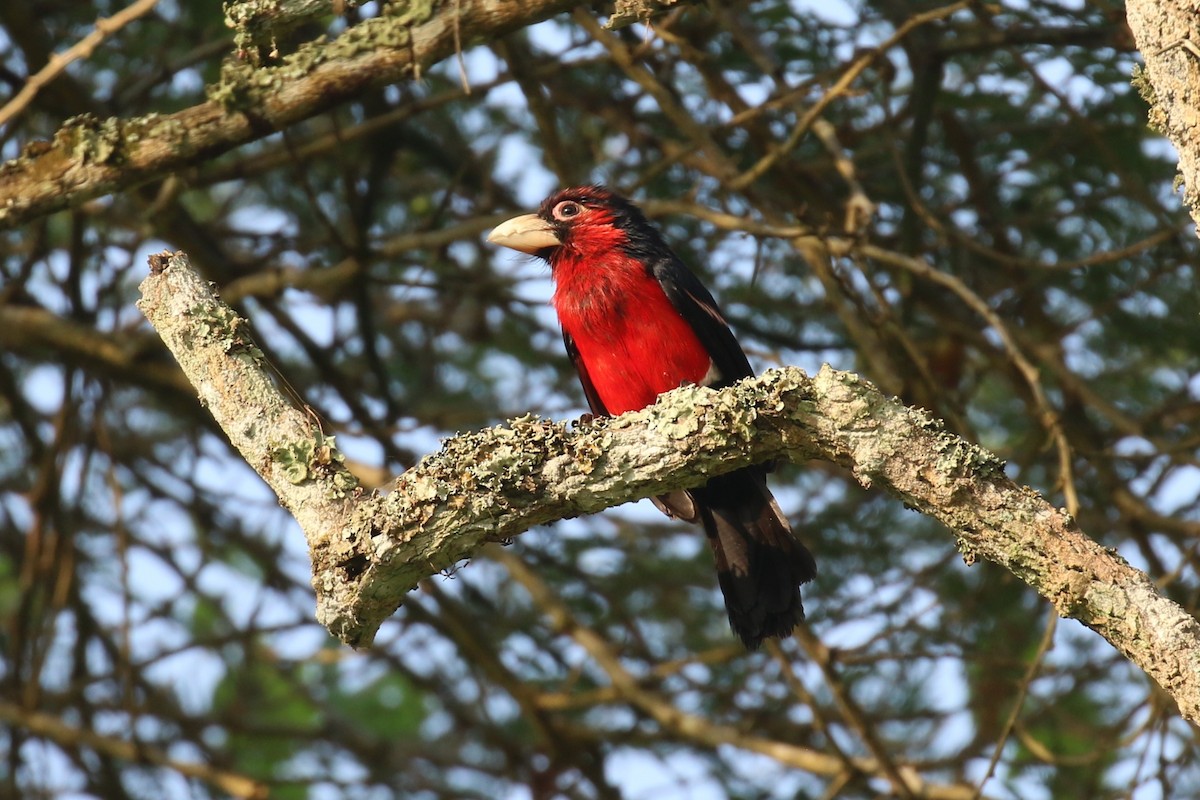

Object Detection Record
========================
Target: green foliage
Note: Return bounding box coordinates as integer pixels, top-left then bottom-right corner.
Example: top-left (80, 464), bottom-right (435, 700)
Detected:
top-left (212, 659), bottom-right (323, 772)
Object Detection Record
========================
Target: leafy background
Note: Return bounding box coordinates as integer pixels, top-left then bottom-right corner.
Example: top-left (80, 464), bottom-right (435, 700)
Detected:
top-left (1, 1), bottom-right (1198, 798)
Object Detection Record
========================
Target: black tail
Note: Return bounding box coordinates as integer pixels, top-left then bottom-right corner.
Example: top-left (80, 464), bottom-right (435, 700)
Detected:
top-left (683, 468), bottom-right (817, 649)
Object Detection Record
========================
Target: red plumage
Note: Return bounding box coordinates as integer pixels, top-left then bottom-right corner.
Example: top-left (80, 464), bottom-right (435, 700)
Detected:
top-left (554, 247), bottom-right (711, 415)
top-left (488, 186), bottom-right (816, 649)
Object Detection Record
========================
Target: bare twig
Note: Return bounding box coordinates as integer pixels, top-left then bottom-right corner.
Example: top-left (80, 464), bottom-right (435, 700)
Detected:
top-left (501, 551), bottom-right (987, 799)
top-left (0, 699), bottom-right (266, 799)
top-left (0, 0), bottom-right (161, 130)
top-left (790, 631), bottom-right (917, 799)
top-left (729, 0), bottom-right (971, 191)
top-left (972, 609), bottom-right (1059, 799)
top-left (854, 242), bottom-right (1082, 516)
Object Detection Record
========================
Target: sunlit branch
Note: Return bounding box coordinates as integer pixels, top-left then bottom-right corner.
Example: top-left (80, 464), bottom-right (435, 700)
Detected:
top-left (140, 249), bottom-right (1200, 730)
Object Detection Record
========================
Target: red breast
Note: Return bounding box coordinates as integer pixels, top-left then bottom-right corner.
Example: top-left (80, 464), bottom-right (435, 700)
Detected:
top-left (552, 250), bottom-right (712, 415)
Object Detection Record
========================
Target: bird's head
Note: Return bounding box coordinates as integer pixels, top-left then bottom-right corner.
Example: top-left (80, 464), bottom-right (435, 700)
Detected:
top-left (487, 185), bottom-right (661, 264)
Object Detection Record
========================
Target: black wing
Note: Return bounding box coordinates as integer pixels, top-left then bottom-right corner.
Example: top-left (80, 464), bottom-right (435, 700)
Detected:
top-left (649, 254), bottom-right (754, 388)
top-left (563, 330), bottom-right (610, 417)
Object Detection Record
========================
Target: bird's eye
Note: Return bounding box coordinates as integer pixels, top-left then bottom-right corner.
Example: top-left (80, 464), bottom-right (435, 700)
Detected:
top-left (553, 201), bottom-right (582, 221)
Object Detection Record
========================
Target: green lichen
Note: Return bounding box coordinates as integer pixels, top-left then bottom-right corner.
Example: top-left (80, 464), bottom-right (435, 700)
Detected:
top-left (312, 431), bottom-right (346, 469)
top-left (650, 385), bottom-right (708, 440)
top-left (186, 303), bottom-right (241, 348)
top-left (182, 301), bottom-right (269, 361)
top-left (381, 0), bottom-right (436, 24)
top-left (143, 114), bottom-right (188, 143)
top-left (568, 427), bottom-right (610, 475)
top-left (274, 439), bottom-right (314, 484)
top-left (59, 114), bottom-right (126, 166)
top-left (272, 430), bottom-right (348, 487)
top-left (460, 416), bottom-right (560, 498)
top-left (657, 406), bottom-right (701, 439)
top-left (326, 11), bottom-right (414, 57)
top-left (312, 432), bottom-right (357, 497)
top-left (385, 414), bottom-right (573, 527)
top-left (1130, 64), bottom-right (1155, 107)
top-left (208, 33), bottom-right (331, 109)
top-left (1131, 64), bottom-right (1168, 135)
top-left (209, 0), bottom-right (436, 110)
top-left (955, 534), bottom-right (978, 566)
top-left (330, 467), bottom-right (358, 497)
top-left (717, 391), bottom-right (761, 443)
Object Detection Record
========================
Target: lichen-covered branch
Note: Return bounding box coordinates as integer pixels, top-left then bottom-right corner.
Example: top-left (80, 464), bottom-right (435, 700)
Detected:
top-left (139, 250), bottom-right (1200, 727)
top-left (1127, 0), bottom-right (1200, 233)
top-left (605, 0), bottom-right (696, 30)
top-left (0, 0), bottom-right (701, 231)
top-left (225, 0), bottom-right (358, 58)
top-left (137, 251), bottom-right (361, 579)
top-left (0, 0), bottom-right (584, 230)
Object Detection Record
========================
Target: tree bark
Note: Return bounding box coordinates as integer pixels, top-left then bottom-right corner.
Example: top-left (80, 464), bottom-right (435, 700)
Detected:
top-left (0, 0), bottom-right (586, 231)
top-left (139, 249), bottom-right (1200, 727)
top-left (1126, 0), bottom-right (1200, 234)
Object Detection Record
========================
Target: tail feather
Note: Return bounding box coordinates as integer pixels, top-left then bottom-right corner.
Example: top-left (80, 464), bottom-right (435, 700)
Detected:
top-left (682, 469), bottom-right (817, 649)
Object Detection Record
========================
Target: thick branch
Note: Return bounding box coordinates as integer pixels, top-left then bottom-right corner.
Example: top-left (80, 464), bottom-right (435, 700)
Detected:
top-left (0, 0), bottom-right (584, 230)
top-left (139, 250), bottom-right (1200, 727)
top-left (1127, 0), bottom-right (1200, 233)
top-left (225, 0), bottom-right (357, 56)
top-left (137, 251), bottom-right (361, 579)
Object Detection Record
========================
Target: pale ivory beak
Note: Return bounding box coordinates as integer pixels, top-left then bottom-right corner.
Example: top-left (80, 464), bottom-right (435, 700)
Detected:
top-left (487, 213), bottom-right (561, 254)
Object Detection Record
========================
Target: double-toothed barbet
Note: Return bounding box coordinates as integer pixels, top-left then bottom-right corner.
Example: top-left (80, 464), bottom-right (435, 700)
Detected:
top-left (488, 186), bottom-right (816, 648)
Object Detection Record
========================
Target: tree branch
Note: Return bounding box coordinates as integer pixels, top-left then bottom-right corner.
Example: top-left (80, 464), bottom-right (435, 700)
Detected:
top-left (224, 0), bottom-right (357, 58)
top-left (0, 0), bottom-right (586, 231)
top-left (138, 249), bottom-right (1200, 727)
top-left (1127, 0), bottom-right (1200, 234)
top-left (0, 699), bottom-right (266, 799)
top-left (0, 304), bottom-right (194, 397)
top-left (0, 0), bottom-right (161, 130)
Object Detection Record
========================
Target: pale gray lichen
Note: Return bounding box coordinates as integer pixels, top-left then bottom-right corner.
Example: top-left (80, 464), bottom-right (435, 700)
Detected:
top-left (61, 114), bottom-right (127, 165)
top-left (209, 0), bottom-right (436, 110)
top-left (932, 435), bottom-right (1001, 476)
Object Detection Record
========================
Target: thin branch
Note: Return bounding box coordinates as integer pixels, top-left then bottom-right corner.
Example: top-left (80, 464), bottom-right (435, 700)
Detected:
top-left (139, 249), bottom-right (1200, 730)
top-left (0, 699), bottom-right (266, 799)
top-left (853, 241), bottom-right (1082, 516)
top-left (972, 608), bottom-right (1059, 799)
top-left (499, 550), bottom-right (987, 800)
top-left (729, 0), bottom-right (971, 191)
top-left (0, 304), bottom-right (194, 397)
top-left (136, 251), bottom-right (361, 583)
top-left (0, 0), bottom-right (160, 130)
top-left (788, 631), bottom-right (916, 799)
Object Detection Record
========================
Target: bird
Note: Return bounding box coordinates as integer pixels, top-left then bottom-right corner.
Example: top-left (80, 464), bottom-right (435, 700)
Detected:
top-left (487, 185), bottom-right (816, 649)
